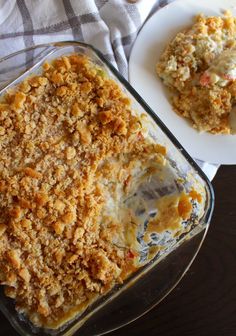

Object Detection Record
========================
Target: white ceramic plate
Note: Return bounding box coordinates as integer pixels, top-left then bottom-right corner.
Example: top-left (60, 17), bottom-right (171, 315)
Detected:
top-left (129, 0), bottom-right (236, 164)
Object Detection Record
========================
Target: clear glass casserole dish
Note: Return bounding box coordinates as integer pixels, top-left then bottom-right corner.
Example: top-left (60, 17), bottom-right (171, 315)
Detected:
top-left (0, 41), bottom-right (214, 336)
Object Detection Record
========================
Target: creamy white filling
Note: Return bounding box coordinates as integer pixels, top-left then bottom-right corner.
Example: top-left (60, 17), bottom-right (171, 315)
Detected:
top-left (195, 35), bottom-right (223, 57)
top-left (204, 47), bottom-right (236, 85)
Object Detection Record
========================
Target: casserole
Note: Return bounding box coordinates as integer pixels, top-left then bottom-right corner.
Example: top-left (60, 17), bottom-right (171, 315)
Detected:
top-left (0, 41), bottom-right (214, 336)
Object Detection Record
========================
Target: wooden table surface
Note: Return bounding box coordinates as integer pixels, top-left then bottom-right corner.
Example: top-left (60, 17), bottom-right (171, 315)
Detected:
top-left (1, 165), bottom-right (236, 336)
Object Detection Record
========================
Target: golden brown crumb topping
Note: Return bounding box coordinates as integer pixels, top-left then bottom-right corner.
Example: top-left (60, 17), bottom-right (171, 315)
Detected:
top-left (0, 54), bottom-right (169, 328)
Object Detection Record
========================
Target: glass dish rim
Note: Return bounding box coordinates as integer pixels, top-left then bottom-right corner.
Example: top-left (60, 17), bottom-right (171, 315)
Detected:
top-left (0, 41), bottom-right (215, 336)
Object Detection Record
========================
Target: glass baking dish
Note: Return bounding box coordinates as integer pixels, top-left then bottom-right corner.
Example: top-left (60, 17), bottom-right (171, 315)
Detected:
top-left (0, 41), bottom-right (214, 336)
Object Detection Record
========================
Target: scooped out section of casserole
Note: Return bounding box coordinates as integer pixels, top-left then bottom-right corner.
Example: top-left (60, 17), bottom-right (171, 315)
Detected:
top-left (0, 54), bottom-right (203, 328)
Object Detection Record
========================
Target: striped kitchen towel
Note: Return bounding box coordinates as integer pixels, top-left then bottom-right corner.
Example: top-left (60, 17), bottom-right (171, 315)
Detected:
top-left (0, 0), bottom-right (219, 180)
top-left (0, 0), bottom-right (159, 77)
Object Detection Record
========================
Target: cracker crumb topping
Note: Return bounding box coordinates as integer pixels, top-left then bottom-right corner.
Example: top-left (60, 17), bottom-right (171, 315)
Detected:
top-left (0, 54), bottom-right (169, 328)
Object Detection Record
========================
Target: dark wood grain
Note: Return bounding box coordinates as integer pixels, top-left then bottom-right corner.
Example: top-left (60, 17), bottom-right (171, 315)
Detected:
top-left (1, 166), bottom-right (236, 336)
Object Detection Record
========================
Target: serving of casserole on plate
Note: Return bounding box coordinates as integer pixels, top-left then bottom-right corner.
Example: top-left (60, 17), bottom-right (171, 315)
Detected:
top-left (157, 10), bottom-right (236, 134)
top-left (129, 0), bottom-right (236, 164)
top-left (0, 42), bottom-right (214, 336)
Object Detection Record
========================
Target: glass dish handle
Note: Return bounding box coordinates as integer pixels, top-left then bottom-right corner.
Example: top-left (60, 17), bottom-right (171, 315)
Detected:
top-left (0, 44), bottom-right (55, 92)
